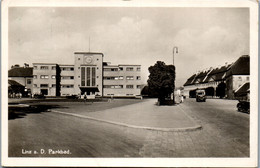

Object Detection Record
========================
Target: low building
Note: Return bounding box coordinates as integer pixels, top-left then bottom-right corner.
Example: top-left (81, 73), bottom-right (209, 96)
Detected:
top-left (183, 55), bottom-right (250, 99)
top-left (8, 65), bottom-right (33, 95)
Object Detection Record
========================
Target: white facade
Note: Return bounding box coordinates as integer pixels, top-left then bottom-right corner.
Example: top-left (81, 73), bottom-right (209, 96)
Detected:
top-left (32, 63), bottom-right (57, 96)
top-left (31, 52), bottom-right (142, 97)
top-left (103, 65), bottom-right (142, 97)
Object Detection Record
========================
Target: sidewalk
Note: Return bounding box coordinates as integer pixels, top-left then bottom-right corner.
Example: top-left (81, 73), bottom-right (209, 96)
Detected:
top-left (52, 99), bottom-right (201, 131)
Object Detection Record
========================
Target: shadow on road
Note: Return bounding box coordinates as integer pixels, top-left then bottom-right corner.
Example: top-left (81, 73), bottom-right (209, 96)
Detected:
top-left (8, 104), bottom-right (66, 120)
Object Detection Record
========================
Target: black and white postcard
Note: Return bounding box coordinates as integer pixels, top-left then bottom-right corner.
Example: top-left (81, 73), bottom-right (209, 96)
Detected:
top-left (1, 0), bottom-right (258, 167)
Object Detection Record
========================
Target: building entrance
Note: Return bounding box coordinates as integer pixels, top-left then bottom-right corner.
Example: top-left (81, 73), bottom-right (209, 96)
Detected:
top-left (41, 89), bottom-right (48, 95)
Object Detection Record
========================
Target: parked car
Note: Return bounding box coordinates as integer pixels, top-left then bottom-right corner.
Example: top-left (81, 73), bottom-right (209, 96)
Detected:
top-left (196, 90), bottom-right (206, 102)
top-left (33, 94), bottom-right (45, 99)
top-left (237, 100), bottom-right (250, 113)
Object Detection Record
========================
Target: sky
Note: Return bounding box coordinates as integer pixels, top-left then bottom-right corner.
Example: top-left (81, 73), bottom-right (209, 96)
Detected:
top-left (8, 7), bottom-right (249, 87)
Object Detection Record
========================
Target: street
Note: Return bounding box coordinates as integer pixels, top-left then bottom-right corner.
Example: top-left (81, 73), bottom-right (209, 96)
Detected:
top-left (8, 98), bottom-right (249, 157)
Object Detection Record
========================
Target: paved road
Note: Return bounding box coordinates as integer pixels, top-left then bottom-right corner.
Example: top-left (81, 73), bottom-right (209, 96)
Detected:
top-left (8, 98), bottom-right (249, 157)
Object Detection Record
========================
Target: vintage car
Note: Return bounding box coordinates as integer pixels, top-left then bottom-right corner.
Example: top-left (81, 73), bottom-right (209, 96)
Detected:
top-left (196, 89), bottom-right (206, 102)
top-left (237, 100), bottom-right (250, 113)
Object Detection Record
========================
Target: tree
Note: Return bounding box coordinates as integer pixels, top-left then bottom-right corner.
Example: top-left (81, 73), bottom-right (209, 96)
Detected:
top-left (147, 61), bottom-right (175, 104)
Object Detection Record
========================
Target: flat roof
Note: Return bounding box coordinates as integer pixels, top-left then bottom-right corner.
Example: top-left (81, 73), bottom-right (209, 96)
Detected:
top-left (33, 63), bottom-right (57, 65)
top-left (59, 64), bottom-right (74, 67)
top-left (74, 52), bottom-right (104, 56)
top-left (118, 64), bottom-right (141, 66)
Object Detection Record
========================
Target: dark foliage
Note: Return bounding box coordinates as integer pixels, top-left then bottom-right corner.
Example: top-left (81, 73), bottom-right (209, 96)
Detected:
top-left (147, 61), bottom-right (175, 103)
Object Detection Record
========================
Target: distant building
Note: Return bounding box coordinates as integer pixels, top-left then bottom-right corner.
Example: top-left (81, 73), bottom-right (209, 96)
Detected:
top-left (28, 52), bottom-right (143, 97)
top-left (183, 55), bottom-right (250, 99)
top-left (8, 66), bottom-right (33, 95)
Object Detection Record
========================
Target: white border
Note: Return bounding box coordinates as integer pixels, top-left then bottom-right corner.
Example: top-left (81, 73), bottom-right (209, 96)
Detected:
top-left (1, 0), bottom-right (258, 167)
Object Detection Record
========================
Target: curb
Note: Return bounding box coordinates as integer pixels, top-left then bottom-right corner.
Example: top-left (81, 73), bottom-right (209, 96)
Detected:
top-left (50, 110), bottom-right (202, 132)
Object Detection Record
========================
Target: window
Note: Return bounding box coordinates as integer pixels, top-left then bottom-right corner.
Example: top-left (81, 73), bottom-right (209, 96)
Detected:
top-left (119, 67), bottom-right (123, 71)
top-left (136, 76), bottom-right (141, 80)
top-left (126, 76), bottom-right (134, 80)
top-left (33, 75), bottom-right (37, 79)
top-left (81, 67), bottom-right (85, 86)
top-left (78, 58), bottom-right (80, 60)
top-left (52, 84), bottom-right (56, 87)
top-left (126, 85), bottom-right (134, 89)
top-left (104, 68), bottom-right (118, 71)
top-left (27, 79), bottom-right (32, 84)
top-left (126, 67), bottom-right (134, 71)
top-left (104, 85), bottom-right (123, 89)
top-left (92, 67), bottom-right (96, 86)
top-left (40, 84), bottom-right (48, 87)
top-left (137, 67), bottom-right (141, 71)
top-left (119, 76), bottom-right (124, 80)
top-left (104, 77), bottom-right (116, 80)
top-left (33, 84), bottom-right (37, 87)
top-left (40, 66), bottom-right (49, 70)
top-left (40, 75), bottom-right (49, 79)
top-left (52, 75), bottom-right (56, 79)
top-left (33, 66), bottom-right (37, 70)
top-left (137, 85), bottom-right (142, 89)
top-left (61, 85), bottom-right (74, 88)
top-left (61, 67), bottom-right (74, 71)
top-left (61, 76), bottom-right (74, 80)
top-left (87, 67), bottom-right (90, 86)
top-left (52, 66), bottom-right (56, 70)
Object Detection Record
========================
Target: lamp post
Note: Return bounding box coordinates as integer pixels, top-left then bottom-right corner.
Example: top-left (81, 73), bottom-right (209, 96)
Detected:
top-left (173, 46), bottom-right (178, 65)
top-left (172, 46), bottom-right (178, 103)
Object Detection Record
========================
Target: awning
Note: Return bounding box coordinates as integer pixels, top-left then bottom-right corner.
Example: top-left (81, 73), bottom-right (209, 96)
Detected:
top-left (234, 82), bottom-right (250, 97)
top-left (79, 87), bottom-right (99, 93)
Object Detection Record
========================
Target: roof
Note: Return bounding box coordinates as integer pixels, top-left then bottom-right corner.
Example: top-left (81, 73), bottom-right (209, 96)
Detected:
top-left (8, 67), bottom-right (33, 77)
top-left (8, 80), bottom-right (23, 86)
top-left (204, 64), bottom-right (231, 82)
top-left (59, 64), bottom-right (74, 67)
top-left (234, 82), bottom-right (250, 97)
top-left (33, 63), bottom-right (57, 65)
top-left (118, 64), bottom-right (141, 66)
top-left (74, 52), bottom-right (104, 56)
top-left (183, 55), bottom-right (248, 86)
top-left (226, 55), bottom-right (250, 77)
top-left (183, 74), bottom-right (196, 86)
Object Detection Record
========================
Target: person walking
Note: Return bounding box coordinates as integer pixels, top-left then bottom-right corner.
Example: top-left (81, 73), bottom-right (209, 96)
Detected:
top-left (84, 93), bottom-right (87, 103)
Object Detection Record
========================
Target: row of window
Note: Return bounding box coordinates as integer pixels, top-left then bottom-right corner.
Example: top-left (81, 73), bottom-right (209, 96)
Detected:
top-left (34, 65), bottom-right (140, 72)
top-left (103, 85), bottom-right (142, 89)
top-left (33, 66), bottom-right (74, 71)
top-left (33, 75), bottom-right (74, 79)
top-left (103, 76), bottom-right (141, 80)
top-left (34, 84), bottom-right (74, 88)
top-left (104, 67), bottom-right (141, 72)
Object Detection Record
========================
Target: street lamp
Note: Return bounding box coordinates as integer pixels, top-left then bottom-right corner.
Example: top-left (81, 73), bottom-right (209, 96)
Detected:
top-left (173, 46), bottom-right (178, 65)
top-left (172, 46), bottom-right (178, 103)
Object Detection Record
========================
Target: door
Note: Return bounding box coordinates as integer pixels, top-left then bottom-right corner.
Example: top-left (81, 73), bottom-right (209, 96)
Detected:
top-left (41, 89), bottom-right (48, 95)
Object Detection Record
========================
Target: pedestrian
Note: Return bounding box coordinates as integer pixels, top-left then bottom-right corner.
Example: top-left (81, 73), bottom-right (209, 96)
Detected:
top-left (84, 93), bottom-right (87, 103)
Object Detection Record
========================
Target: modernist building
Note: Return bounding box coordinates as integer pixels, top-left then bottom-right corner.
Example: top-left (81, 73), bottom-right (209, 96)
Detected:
top-left (183, 55), bottom-right (250, 99)
top-left (30, 52), bottom-right (142, 97)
